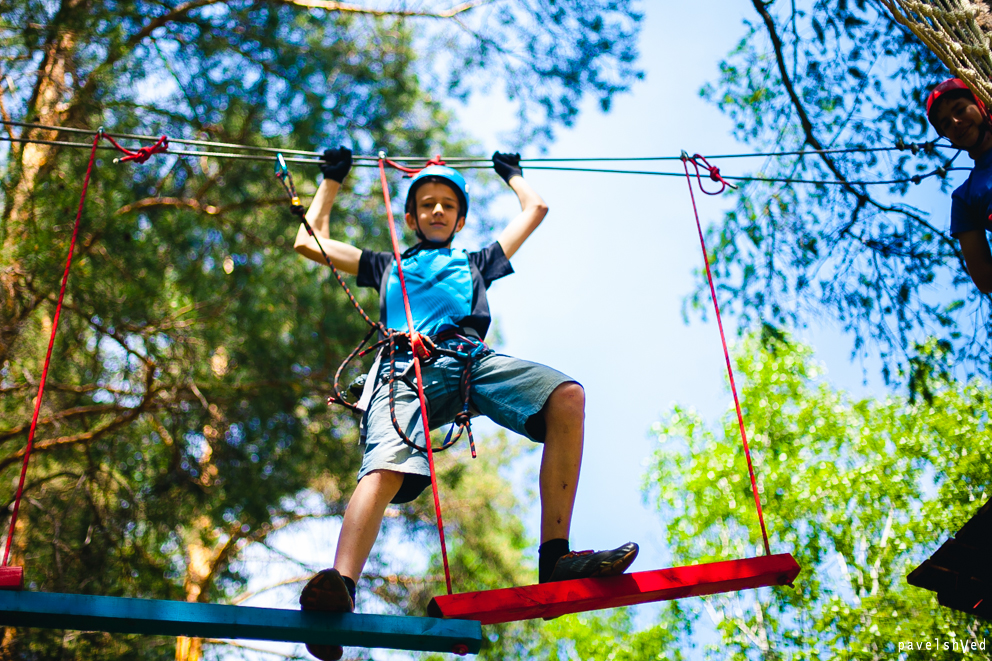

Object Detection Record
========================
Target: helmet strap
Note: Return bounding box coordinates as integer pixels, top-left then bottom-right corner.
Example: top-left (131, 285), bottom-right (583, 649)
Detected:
top-left (411, 217), bottom-right (459, 252)
top-left (961, 120), bottom-right (992, 154)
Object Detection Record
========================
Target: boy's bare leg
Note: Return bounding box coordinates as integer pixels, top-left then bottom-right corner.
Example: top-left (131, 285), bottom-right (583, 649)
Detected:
top-left (539, 382), bottom-right (585, 543)
top-left (333, 469), bottom-right (405, 580)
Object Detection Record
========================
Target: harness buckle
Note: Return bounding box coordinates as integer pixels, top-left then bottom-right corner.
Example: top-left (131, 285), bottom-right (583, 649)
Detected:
top-left (409, 331), bottom-right (432, 362)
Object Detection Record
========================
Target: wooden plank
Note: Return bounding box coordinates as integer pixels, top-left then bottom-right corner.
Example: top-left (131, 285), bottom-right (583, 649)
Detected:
top-left (428, 554), bottom-right (800, 625)
top-left (907, 560), bottom-right (959, 593)
top-left (938, 590), bottom-right (992, 619)
top-left (0, 567), bottom-right (23, 590)
top-left (930, 539), bottom-right (991, 581)
top-left (908, 496), bottom-right (992, 623)
top-left (0, 590), bottom-right (482, 654)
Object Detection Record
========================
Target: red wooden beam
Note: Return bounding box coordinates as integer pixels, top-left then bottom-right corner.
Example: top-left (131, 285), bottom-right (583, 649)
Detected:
top-left (0, 567), bottom-right (23, 590)
top-left (428, 553), bottom-right (801, 625)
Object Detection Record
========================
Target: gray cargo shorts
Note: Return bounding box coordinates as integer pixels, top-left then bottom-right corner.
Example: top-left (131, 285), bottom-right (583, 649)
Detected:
top-left (358, 338), bottom-right (575, 503)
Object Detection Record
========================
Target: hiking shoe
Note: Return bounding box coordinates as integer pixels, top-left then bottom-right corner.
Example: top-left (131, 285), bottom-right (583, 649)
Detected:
top-left (546, 542), bottom-right (639, 583)
top-left (300, 569), bottom-right (353, 661)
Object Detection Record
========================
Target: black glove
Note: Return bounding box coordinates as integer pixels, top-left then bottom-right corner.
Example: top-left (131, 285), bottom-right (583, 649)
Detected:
top-left (320, 147), bottom-right (352, 183)
top-left (492, 151), bottom-right (523, 184)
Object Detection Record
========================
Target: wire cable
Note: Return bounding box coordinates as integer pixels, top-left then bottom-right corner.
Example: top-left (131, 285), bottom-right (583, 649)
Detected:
top-left (0, 119), bottom-right (963, 188)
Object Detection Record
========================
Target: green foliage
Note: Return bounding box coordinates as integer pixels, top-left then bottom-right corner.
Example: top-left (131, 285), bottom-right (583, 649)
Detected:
top-left (536, 609), bottom-right (686, 661)
top-left (697, 0), bottom-right (985, 381)
top-left (643, 330), bottom-right (991, 659)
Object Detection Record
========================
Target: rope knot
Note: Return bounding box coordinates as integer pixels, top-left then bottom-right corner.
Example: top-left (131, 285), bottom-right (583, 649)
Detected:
top-left (104, 134), bottom-right (169, 164)
top-left (683, 152), bottom-right (737, 195)
top-left (381, 153), bottom-right (449, 177)
top-left (121, 136), bottom-right (169, 163)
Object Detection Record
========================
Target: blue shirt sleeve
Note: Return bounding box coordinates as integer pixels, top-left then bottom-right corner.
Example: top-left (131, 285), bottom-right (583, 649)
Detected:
top-left (468, 242), bottom-right (514, 288)
top-left (357, 250), bottom-right (394, 289)
top-left (950, 185), bottom-right (976, 237)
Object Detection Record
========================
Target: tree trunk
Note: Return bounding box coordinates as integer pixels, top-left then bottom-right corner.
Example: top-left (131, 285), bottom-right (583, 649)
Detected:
top-left (0, 8), bottom-right (77, 365)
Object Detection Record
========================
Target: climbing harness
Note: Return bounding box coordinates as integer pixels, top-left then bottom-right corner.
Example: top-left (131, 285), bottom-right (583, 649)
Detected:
top-left (274, 152), bottom-right (480, 458)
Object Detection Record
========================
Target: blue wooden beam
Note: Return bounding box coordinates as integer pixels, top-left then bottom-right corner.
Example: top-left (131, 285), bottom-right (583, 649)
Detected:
top-left (0, 590), bottom-right (481, 654)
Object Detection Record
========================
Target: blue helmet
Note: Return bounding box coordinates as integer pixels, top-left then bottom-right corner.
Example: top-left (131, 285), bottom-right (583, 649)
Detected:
top-left (405, 165), bottom-right (469, 220)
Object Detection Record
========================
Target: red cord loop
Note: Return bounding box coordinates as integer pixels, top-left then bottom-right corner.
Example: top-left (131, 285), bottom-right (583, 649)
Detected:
top-left (680, 151), bottom-right (737, 196)
top-left (381, 153), bottom-right (447, 177)
top-left (103, 134), bottom-right (169, 163)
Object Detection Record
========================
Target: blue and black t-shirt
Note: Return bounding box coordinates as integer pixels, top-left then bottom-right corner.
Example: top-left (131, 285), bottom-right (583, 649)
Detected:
top-left (951, 148), bottom-right (992, 237)
top-left (356, 242), bottom-right (513, 339)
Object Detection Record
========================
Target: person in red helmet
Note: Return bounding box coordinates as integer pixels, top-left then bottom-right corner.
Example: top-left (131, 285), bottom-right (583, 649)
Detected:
top-left (927, 78), bottom-right (992, 291)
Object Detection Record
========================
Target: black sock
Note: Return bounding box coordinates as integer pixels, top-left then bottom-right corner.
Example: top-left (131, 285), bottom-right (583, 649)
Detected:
top-left (538, 538), bottom-right (570, 583)
top-left (341, 575), bottom-right (357, 604)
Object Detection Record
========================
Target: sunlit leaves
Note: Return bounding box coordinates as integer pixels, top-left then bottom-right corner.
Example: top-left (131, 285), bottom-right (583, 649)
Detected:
top-left (643, 331), bottom-right (991, 659)
top-left (698, 0), bottom-right (988, 381)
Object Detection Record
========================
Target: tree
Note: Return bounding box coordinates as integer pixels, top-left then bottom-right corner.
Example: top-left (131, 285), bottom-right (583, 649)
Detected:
top-left (695, 0), bottom-right (986, 382)
top-left (641, 328), bottom-right (992, 659)
top-left (0, 0), bottom-right (643, 658)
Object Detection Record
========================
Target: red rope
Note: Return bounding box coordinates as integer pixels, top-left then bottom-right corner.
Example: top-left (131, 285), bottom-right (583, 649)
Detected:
top-left (381, 154), bottom-right (447, 176)
top-left (102, 133), bottom-right (169, 163)
top-left (680, 154), bottom-right (771, 557)
top-left (682, 152), bottom-right (738, 196)
top-left (2, 131), bottom-right (102, 567)
top-left (377, 157), bottom-right (453, 595)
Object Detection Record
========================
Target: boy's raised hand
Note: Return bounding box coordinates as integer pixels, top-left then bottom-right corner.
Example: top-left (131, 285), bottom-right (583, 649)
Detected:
top-left (321, 147), bottom-right (353, 183)
top-left (492, 151), bottom-right (522, 185)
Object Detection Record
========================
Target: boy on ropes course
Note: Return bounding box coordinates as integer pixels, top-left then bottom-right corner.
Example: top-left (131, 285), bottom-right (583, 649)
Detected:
top-left (290, 147), bottom-right (638, 660)
top-left (927, 78), bottom-right (992, 292)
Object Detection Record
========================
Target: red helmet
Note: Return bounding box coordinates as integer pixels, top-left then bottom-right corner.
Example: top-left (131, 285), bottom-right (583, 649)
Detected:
top-left (926, 78), bottom-right (988, 133)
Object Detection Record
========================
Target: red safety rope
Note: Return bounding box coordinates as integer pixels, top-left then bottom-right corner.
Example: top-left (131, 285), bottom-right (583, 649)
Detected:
top-left (102, 133), bottom-right (169, 163)
top-left (381, 154), bottom-right (447, 176)
top-left (682, 152), bottom-right (738, 196)
top-left (680, 154), bottom-right (771, 557)
top-left (3, 130), bottom-right (102, 567)
top-left (377, 155), bottom-right (453, 595)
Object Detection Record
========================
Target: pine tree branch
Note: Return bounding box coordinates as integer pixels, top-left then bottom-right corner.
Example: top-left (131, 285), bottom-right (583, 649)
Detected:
top-left (116, 196), bottom-right (286, 217)
top-left (0, 406), bottom-right (144, 472)
top-left (749, 0), bottom-right (961, 260)
top-left (0, 366), bottom-right (157, 472)
top-left (0, 404), bottom-right (126, 442)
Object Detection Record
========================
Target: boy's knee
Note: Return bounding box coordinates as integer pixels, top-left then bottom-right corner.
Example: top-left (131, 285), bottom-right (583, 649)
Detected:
top-left (359, 470), bottom-right (406, 497)
top-left (547, 382), bottom-right (585, 418)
